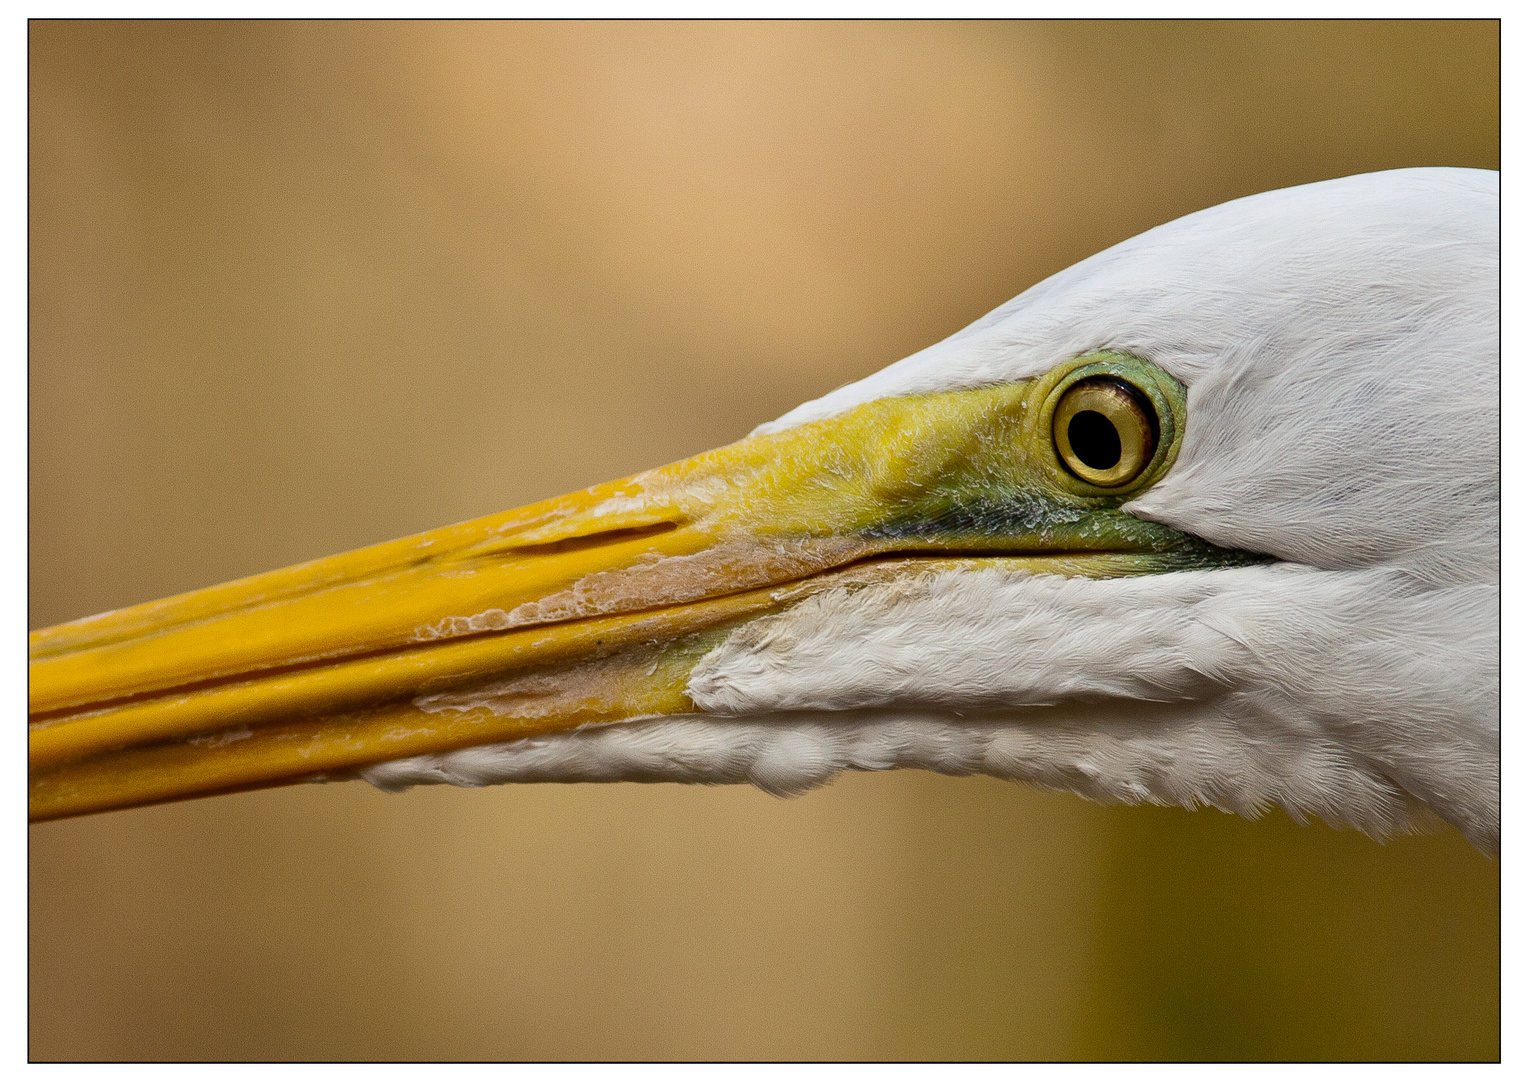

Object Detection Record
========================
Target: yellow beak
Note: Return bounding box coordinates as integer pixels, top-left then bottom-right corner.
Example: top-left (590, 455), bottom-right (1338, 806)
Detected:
top-left (30, 356), bottom-right (1225, 821)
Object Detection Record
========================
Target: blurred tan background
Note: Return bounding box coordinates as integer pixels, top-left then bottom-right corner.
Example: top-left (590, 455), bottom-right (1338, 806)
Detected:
top-left (29, 21), bottom-right (1499, 1061)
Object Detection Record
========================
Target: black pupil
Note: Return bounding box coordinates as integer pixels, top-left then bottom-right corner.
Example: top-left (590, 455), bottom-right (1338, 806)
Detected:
top-left (1068, 411), bottom-right (1121, 470)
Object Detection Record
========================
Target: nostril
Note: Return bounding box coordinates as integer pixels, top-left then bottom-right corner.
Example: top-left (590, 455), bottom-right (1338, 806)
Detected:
top-left (489, 521), bottom-right (682, 559)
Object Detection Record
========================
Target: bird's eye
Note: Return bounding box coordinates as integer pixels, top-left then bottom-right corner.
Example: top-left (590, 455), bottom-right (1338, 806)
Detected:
top-left (1052, 377), bottom-right (1158, 487)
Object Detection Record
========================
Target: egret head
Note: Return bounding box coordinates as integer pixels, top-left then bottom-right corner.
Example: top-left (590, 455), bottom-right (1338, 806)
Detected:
top-left (29, 167), bottom-right (1499, 853)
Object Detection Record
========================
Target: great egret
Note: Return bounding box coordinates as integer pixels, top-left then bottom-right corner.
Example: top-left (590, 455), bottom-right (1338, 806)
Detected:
top-left (28, 167), bottom-right (1499, 855)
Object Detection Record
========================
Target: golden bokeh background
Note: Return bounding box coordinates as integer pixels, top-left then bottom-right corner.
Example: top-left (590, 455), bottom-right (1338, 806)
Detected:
top-left (29, 21), bottom-right (1499, 1060)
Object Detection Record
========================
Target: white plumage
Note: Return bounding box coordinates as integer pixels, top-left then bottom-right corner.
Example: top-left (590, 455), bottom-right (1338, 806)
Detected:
top-left (361, 168), bottom-right (1500, 853)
